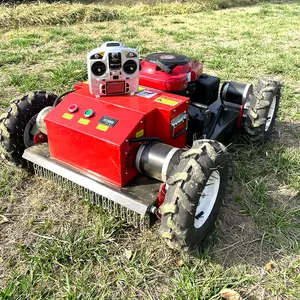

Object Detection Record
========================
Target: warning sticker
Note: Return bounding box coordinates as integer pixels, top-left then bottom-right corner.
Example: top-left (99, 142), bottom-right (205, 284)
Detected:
top-left (137, 90), bottom-right (158, 99)
top-left (137, 86), bottom-right (145, 92)
top-left (136, 129), bottom-right (144, 138)
top-left (154, 97), bottom-right (179, 106)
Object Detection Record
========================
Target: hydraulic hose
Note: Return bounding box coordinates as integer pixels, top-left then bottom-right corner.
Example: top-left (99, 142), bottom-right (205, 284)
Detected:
top-left (53, 90), bottom-right (75, 107)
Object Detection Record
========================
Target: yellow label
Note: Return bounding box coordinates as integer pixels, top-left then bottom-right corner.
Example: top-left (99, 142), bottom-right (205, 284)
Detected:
top-left (62, 113), bottom-right (73, 120)
top-left (138, 86), bottom-right (145, 92)
top-left (99, 52), bottom-right (105, 57)
top-left (154, 97), bottom-right (179, 106)
top-left (136, 129), bottom-right (144, 138)
top-left (78, 118), bottom-right (90, 125)
top-left (83, 81), bottom-right (89, 84)
top-left (96, 124), bottom-right (109, 132)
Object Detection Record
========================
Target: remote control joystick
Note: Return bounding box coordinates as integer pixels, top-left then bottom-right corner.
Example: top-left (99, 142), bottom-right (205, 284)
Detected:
top-left (87, 41), bottom-right (139, 97)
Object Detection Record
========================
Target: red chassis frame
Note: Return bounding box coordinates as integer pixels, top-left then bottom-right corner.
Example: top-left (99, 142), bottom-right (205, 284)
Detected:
top-left (44, 82), bottom-right (189, 187)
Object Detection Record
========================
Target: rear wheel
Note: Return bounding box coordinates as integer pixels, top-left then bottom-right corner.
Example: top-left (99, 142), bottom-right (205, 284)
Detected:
top-left (244, 79), bottom-right (281, 142)
top-left (159, 139), bottom-right (230, 252)
top-left (0, 91), bottom-right (57, 166)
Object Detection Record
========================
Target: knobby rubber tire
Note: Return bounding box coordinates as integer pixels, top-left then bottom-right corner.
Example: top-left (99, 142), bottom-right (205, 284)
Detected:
top-left (0, 91), bottom-right (57, 166)
top-left (159, 139), bottom-right (231, 252)
top-left (244, 78), bottom-right (281, 142)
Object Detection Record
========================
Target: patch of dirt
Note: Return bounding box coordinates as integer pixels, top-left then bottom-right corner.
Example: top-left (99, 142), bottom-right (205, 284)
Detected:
top-left (275, 121), bottom-right (300, 147)
top-left (212, 193), bottom-right (264, 267)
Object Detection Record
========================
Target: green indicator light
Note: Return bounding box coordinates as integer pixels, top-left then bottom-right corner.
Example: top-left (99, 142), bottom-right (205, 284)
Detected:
top-left (84, 109), bottom-right (94, 118)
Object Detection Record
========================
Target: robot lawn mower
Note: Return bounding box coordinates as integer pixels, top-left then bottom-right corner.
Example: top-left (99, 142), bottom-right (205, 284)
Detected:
top-left (0, 42), bottom-right (281, 252)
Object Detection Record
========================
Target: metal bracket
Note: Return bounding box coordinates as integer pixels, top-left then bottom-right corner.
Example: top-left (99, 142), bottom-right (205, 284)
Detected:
top-left (171, 111), bottom-right (187, 138)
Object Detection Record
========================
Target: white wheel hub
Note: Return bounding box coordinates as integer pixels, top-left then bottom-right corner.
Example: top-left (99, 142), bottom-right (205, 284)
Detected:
top-left (194, 170), bottom-right (220, 229)
top-left (265, 96), bottom-right (277, 132)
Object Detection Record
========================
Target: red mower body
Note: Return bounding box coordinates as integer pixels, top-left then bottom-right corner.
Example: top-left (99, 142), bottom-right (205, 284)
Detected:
top-left (139, 53), bottom-right (203, 92)
top-left (44, 83), bottom-right (189, 187)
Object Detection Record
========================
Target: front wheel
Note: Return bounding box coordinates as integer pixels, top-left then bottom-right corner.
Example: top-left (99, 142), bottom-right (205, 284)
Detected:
top-left (159, 139), bottom-right (230, 252)
top-left (0, 91), bottom-right (57, 166)
top-left (244, 79), bottom-right (281, 142)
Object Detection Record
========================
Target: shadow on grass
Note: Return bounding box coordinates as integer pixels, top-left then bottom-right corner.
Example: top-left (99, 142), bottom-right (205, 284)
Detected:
top-left (205, 120), bottom-right (299, 267)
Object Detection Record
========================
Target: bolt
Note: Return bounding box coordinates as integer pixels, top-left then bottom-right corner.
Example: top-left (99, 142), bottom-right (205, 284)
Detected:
top-left (125, 172), bottom-right (128, 175)
top-left (140, 120), bottom-right (143, 123)
top-left (173, 109), bottom-right (176, 112)
top-left (126, 139), bottom-right (129, 143)
top-left (125, 152), bottom-right (128, 155)
top-left (149, 206), bottom-right (158, 214)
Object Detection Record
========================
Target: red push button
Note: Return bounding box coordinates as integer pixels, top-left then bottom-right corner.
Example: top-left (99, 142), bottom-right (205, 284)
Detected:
top-left (68, 104), bottom-right (78, 113)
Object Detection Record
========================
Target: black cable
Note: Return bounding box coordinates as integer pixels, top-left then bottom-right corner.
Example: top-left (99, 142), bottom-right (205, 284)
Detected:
top-left (129, 137), bottom-right (163, 144)
top-left (53, 90), bottom-right (75, 107)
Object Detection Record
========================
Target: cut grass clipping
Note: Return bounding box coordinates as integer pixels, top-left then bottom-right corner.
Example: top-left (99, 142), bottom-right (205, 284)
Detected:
top-left (0, 1), bottom-right (300, 299)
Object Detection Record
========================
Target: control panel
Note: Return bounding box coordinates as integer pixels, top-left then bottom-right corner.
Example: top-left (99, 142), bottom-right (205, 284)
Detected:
top-left (44, 93), bottom-right (145, 186)
top-left (45, 83), bottom-right (189, 187)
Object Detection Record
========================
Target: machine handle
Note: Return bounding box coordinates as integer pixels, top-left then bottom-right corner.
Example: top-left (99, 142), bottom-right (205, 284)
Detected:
top-left (155, 59), bottom-right (172, 74)
top-left (171, 112), bottom-right (188, 138)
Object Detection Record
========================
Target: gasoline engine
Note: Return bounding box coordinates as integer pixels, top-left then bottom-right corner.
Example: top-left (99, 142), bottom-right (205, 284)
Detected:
top-left (139, 52), bottom-right (253, 143)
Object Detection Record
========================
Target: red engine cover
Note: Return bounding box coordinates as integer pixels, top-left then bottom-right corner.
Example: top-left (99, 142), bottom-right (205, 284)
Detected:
top-left (44, 83), bottom-right (189, 187)
top-left (139, 53), bottom-right (203, 92)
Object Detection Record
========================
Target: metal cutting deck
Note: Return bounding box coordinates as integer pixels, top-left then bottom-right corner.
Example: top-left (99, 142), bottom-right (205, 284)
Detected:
top-left (23, 143), bottom-right (161, 229)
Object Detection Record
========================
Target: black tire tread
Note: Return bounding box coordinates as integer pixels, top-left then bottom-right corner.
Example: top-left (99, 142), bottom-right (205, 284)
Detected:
top-left (0, 91), bottom-right (57, 166)
top-left (244, 78), bottom-right (281, 142)
top-left (159, 139), bottom-right (230, 252)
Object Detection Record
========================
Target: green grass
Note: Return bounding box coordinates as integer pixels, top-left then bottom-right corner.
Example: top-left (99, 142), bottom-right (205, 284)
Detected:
top-left (0, 1), bottom-right (271, 29)
top-left (0, 1), bottom-right (300, 299)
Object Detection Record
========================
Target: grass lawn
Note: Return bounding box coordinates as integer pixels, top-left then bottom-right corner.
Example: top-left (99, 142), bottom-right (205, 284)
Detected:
top-left (0, 1), bottom-right (299, 299)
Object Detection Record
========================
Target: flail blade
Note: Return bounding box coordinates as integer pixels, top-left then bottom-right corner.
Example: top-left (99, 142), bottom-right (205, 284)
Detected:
top-left (33, 164), bottom-right (149, 231)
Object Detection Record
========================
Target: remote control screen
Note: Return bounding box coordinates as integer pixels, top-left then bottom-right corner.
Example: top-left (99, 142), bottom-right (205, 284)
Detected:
top-left (106, 81), bottom-right (125, 94)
